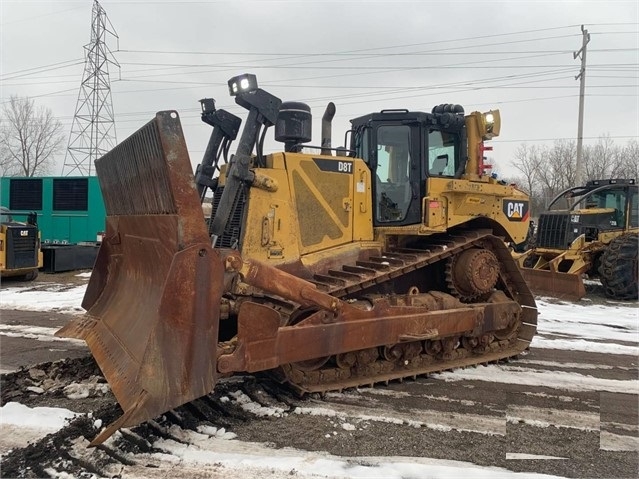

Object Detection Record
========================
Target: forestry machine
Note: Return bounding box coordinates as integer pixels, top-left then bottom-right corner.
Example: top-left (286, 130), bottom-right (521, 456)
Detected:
top-left (518, 178), bottom-right (638, 300)
top-left (57, 74), bottom-right (537, 444)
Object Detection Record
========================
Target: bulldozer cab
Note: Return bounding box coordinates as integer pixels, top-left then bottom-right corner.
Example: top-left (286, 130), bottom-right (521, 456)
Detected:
top-left (351, 109), bottom-right (465, 227)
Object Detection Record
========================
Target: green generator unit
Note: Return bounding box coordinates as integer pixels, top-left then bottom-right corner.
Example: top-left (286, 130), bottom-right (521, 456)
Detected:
top-left (0, 176), bottom-right (106, 272)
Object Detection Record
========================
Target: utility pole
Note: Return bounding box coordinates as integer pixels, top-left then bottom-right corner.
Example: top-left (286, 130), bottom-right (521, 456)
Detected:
top-left (63, 0), bottom-right (119, 176)
top-left (573, 24), bottom-right (590, 187)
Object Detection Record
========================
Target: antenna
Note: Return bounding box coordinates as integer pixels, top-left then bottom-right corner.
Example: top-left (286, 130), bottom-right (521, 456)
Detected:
top-left (63, 0), bottom-right (119, 176)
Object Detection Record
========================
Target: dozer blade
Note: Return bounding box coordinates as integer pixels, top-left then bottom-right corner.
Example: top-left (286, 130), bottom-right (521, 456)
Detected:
top-left (519, 267), bottom-right (586, 301)
top-left (56, 111), bottom-right (223, 445)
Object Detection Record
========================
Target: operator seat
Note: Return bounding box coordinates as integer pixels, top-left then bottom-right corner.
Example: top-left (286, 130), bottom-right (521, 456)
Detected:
top-left (430, 155), bottom-right (448, 176)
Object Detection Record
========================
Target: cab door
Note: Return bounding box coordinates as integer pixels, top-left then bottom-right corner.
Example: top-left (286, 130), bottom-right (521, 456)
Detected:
top-left (372, 124), bottom-right (421, 226)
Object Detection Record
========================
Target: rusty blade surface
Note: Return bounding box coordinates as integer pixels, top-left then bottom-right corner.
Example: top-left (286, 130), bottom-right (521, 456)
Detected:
top-left (56, 111), bottom-right (223, 445)
top-left (519, 267), bottom-right (586, 301)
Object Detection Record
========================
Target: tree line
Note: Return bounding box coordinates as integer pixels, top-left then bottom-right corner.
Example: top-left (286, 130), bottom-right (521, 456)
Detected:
top-left (0, 96), bottom-right (65, 177)
top-left (507, 137), bottom-right (638, 217)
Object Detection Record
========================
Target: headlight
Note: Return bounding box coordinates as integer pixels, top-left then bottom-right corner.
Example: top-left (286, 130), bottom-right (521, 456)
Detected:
top-left (228, 73), bottom-right (258, 96)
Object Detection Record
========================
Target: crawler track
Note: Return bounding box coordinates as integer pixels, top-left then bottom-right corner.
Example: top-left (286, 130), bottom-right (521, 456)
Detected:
top-left (270, 228), bottom-right (537, 393)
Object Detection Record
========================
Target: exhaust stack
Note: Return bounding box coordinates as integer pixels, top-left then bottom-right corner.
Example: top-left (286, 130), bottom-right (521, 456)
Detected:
top-left (321, 102), bottom-right (336, 155)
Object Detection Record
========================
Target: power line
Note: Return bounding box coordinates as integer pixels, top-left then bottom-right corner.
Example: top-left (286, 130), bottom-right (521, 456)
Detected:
top-left (5, 70), bottom-right (637, 106)
top-left (4, 90), bottom-right (634, 131)
top-left (3, 26), bottom-right (633, 84)
top-left (122, 24), bottom-right (584, 57)
top-left (0, 88), bottom-right (79, 104)
top-left (0, 5), bottom-right (85, 26)
top-left (114, 47), bottom-right (637, 56)
top-left (0, 59), bottom-right (84, 81)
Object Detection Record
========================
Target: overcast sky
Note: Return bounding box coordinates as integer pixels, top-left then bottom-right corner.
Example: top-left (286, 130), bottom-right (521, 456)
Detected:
top-left (1, 0), bottom-right (637, 178)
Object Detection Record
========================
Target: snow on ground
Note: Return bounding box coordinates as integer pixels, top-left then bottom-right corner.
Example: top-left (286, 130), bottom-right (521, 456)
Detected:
top-left (0, 278), bottom-right (638, 478)
top-left (1, 402), bottom-right (78, 431)
top-left (434, 365), bottom-right (638, 394)
top-left (530, 296), bottom-right (638, 355)
top-left (535, 297), bottom-right (638, 342)
top-left (144, 429), bottom-right (567, 479)
top-left (0, 324), bottom-right (85, 345)
top-left (0, 402), bottom-right (79, 453)
top-left (0, 403), bottom-right (567, 479)
top-left (0, 281), bottom-right (86, 314)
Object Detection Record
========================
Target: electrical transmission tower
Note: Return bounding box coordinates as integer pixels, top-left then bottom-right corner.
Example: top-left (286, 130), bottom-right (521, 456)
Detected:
top-left (63, 0), bottom-right (119, 176)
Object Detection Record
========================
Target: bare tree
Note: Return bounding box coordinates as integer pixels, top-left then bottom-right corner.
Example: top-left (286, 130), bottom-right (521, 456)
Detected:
top-left (526, 139), bottom-right (576, 208)
top-left (508, 137), bottom-right (637, 217)
top-left (512, 144), bottom-right (541, 194)
top-left (583, 134), bottom-right (621, 180)
top-left (0, 96), bottom-right (65, 177)
top-left (617, 139), bottom-right (639, 179)
top-left (0, 117), bottom-right (19, 176)
top-left (509, 144), bottom-right (544, 216)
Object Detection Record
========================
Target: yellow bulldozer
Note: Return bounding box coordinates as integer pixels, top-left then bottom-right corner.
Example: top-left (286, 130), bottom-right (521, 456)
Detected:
top-left (518, 179), bottom-right (638, 300)
top-left (57, 74), bottom-right (537, 444)
top-left (0, 207), bottom-right (42, 281)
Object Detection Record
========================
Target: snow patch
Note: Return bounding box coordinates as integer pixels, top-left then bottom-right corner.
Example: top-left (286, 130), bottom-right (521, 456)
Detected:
top-left (150, 435), bottom-right (566, 479)
top-left (0, 284), bottom-right (87, 314)
top-left (0, 402), bottom-right (78, 431)
top-left (434, 365), bottom-right (638, 394)
top-left (532, 337), bottom-right (639, 356)
top-left (196, 424), bottom-right (237, 440)
top-left (229, 390), bottom-right (286, 417)
top-left (0, 324), bottom-right (85, 345)
top-left (506, 453), bottom-right (568, 460)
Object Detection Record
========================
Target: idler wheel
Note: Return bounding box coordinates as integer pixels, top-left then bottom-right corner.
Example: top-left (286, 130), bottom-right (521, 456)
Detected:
top-left (286, 308), bottom-right (330, 371)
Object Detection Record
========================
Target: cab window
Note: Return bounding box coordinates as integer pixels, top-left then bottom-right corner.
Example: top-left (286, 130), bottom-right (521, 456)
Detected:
top-left (355, 126), bottom-right (371, 163)
top-left (581, 188), bottom-right (627, 227)
top-left (375, 125), bottom-right (412, 222)
top-left (629, 190), bottom-right (638, 228)
top-left (428, 130), bottom-right (457, 177)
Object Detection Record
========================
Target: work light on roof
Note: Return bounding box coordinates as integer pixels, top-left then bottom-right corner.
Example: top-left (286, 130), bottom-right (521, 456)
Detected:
top-left (479, 110), bottom-right (500, 140)
top-left (228, 73), bottom-right (258, 97)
